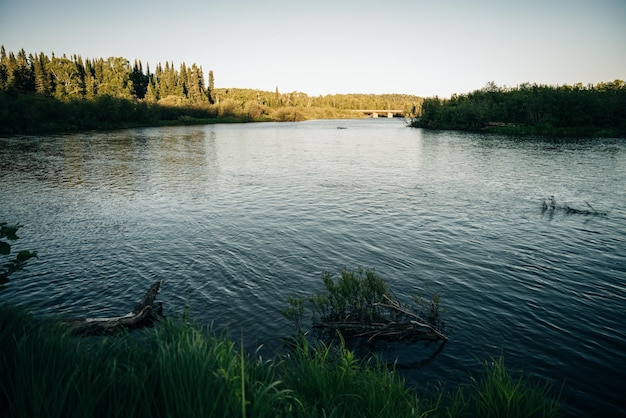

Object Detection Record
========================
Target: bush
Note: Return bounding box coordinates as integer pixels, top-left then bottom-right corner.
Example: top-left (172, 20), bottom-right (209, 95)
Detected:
top-left (0, 223), bottom-right (37, 286)
top-left (283, 268), bottom-right (449, 344)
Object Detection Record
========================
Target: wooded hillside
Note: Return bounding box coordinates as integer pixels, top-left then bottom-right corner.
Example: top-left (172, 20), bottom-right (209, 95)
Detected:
top-left (0, 47), bottom-right (421, 135)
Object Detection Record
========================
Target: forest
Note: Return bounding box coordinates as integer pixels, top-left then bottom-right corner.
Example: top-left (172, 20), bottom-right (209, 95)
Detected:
top-left (2, 46), bottom-right (624, 137)
top-left (411, 81), bottom-right (626, 137)
top-left (0, 47), bottom-right (421, 135)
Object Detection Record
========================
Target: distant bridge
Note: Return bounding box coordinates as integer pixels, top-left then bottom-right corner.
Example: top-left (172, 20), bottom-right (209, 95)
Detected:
top-left (353, 109), bottom-right (405, 118)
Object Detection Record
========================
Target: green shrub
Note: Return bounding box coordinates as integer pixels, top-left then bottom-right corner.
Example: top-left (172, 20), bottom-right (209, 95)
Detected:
top-left (0, 223), bottom-right (37, 286)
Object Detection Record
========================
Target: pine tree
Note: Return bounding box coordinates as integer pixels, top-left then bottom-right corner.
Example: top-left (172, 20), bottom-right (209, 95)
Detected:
top-left (130, 60), bottom-right (148, 99)
top-left (14, 49), bottom-right (35, 92)
top-left (84, 59), bottom-right (97, 99)
top-left (74, 55), bottom-right (87, 98)
top-left (0, 46), bottom-right (9, 90)
top-left (32, 52), bottom-right (52, 95)
top-left (145, 78), bottom-right (158, 102)
top-left (161, 61), bottom-right (178, 98)
top-left (185, 64), bottom-right (207, 104)
top-left (178, 62), bottom-right (188, 98)
top-left (92, 58), bottom-right (104, 93)
top-left (149, 63), bottom-right (163, 101)
top-left (3, 49), bottom-right (35, 92)
top-left (208, 70), bottom-right (215, 104)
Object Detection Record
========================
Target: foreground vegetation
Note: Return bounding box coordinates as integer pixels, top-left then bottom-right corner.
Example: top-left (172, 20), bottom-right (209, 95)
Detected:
top-left (0, 226), bottom-right (563, 417)
top-left (0, 46), bottom-right (419, 135)
top-left (411, 81), bottom-right (626, 137)
top-left (0, 303), bottom-right (563, 418)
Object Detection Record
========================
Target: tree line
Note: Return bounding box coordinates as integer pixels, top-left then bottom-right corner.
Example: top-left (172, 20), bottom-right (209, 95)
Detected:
top-left (0, 46), bottom-right (215, 104)
top-left (0, 47), bottom-right (422, 135)
top-left (213, 87), bottom-right (421, 114)
top-left (411, 81), bottom-right (626, 137)
top-left (0, 46), bottom-right (220, 134)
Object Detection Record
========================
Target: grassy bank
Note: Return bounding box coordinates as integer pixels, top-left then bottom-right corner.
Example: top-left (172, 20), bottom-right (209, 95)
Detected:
top-left (0, 304), bottom-right (563, 418)
top-left (481, 123), bottom-right (623, 138)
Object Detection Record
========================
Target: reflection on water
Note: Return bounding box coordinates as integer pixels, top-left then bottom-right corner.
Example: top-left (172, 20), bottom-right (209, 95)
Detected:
top-left (1, 120), bottom-right (625, 417)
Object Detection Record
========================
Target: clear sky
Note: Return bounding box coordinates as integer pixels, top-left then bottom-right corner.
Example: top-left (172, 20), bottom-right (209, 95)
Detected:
top-left (1, 0), bottom-right (625, 97)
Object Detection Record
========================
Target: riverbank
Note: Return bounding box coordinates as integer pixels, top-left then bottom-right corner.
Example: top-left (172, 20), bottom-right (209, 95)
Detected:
top-left (0, 303), bottom-right (563, 418)
top-left (411, 120), bottom-right (625, 139)
top-left (0, 90), bottom-right (374, 136)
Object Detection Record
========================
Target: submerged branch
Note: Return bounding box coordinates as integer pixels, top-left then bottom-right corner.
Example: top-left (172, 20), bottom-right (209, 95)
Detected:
top-left (374, 300), bottom-right (448, 341)
top-left (542, 196), bottom-right (606, 216)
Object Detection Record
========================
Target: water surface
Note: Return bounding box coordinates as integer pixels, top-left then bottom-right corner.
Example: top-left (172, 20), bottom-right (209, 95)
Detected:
top-left (1, 119), bottom-right (625, 416)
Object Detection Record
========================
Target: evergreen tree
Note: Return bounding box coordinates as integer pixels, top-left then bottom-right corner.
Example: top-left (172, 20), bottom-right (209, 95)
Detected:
top-left (178, 62), bottom-right (188, 98)
top-left (13, 49), bottom-right (35, 92)
top-left (187, 64), bottom-right (207, 104)
top-left (208, 70), bottom-right (215, 104)
top-left (74, 55), bottom-right (87, 97)
top-left (145, 79), bottom-right (158, 102)
top-left (32, 52), bottom-right (52, 95)
top-left (275, 86), bottom-right (281, 106)
top-left (83, 59), bottom-right (97, 100)
top-left (130, 60), bottom-right (148, 99)
top-left (152, 63), bottom-right (163, 100)
top-left (92, 58), bottom-right (104, 93)
top-left (0, 46), bottom-right (9, 90)
top-left (161, 61), bottom-right (178, 98)
top-left (2, 49), bottom-right (35, 92)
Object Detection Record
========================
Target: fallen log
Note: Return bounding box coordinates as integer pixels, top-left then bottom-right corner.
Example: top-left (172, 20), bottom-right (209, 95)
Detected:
top-left (65, 280), bottom-right (162, 335)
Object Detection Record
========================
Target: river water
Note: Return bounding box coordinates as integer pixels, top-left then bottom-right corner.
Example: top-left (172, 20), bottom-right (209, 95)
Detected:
top-left (1, 119), bottom-right (625, 416)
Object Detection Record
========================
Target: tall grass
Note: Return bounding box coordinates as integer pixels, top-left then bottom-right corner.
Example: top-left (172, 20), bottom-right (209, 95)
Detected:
top-left (0, 304), bottom-right (563, 417)
top-left (279, 334), bottom-right (437, 417)
top-left (465, 356), bottom-right (563, 418)
top-left (1, 312), bottom-right (80, 418)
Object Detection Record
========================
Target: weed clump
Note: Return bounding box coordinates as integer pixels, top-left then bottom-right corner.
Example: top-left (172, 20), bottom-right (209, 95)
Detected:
top-left (283, 268), bottom-right (449, 344)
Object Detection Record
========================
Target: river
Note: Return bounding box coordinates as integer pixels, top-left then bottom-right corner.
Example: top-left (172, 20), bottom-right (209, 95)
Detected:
top-left (1, 119), bottom-right (625, 416)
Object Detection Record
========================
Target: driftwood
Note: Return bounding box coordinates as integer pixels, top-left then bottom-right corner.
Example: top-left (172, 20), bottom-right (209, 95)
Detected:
top-left (66, 280), bottom-right (162, 335)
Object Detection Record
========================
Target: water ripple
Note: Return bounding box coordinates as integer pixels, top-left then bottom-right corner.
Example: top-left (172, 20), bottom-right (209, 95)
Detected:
top-left (1, 122), bottom-right (625, 417)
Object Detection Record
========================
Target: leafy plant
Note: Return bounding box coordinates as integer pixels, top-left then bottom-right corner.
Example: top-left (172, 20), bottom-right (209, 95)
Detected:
top-left (0, 223), bottom-right (37, 286)
top-left (281, 296), bottom-right (305, 334)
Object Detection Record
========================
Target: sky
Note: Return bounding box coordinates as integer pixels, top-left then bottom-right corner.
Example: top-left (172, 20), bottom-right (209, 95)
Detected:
top-left (1, 0), bottom-right (625, 98)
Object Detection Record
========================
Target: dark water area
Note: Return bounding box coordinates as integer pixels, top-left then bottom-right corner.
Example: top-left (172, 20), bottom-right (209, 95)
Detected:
top-left (1, 119), bottom-right (625, 416)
